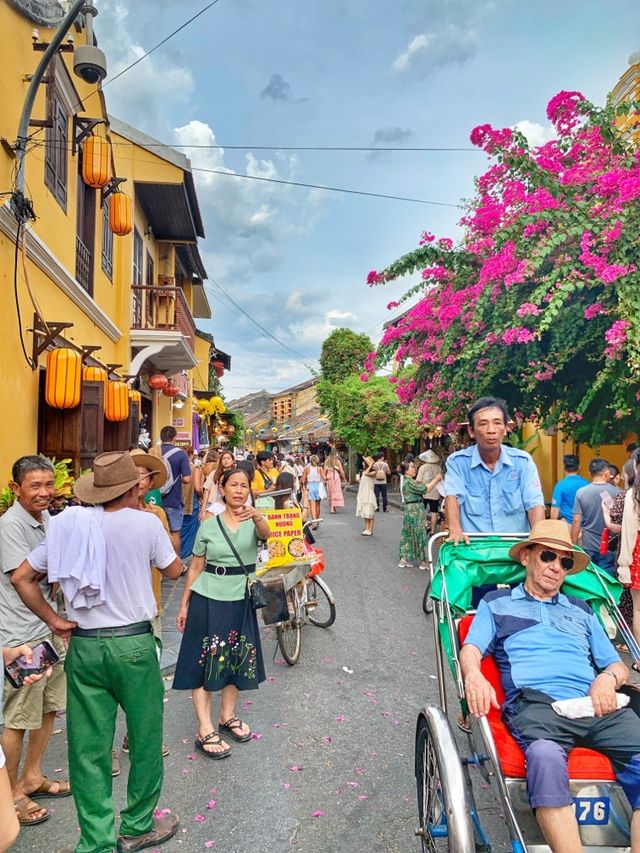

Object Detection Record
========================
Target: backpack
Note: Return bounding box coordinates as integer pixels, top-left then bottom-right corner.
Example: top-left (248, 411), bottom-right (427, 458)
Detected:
top-left (374, 462), bottom-right (387, 482)
top-left (159, 447), bottom-right (181, 496)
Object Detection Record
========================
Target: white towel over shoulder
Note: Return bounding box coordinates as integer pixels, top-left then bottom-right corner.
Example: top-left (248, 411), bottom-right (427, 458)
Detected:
top-left (46, 506), bottom-right (107, 610)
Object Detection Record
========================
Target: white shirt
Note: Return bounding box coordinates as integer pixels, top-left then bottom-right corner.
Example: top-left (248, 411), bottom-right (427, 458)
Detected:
top-left (28, 508), bottom-right (176, 629)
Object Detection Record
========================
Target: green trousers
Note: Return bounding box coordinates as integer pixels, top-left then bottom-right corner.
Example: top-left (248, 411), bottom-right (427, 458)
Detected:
top-left (65, 632), bottom-right (164, 853)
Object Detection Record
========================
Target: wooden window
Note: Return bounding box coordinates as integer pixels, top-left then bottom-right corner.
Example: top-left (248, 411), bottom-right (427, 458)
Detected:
top-left (132, 229), bottom-right (144, 327)
top-left (75, 153), bottom-right (95, 295)
top-left (101, 197), bottom-right (113, 279)
top-left (44, 93), bottom-right (68, 210)
top-left (145, 251), bottom-right (154, 286)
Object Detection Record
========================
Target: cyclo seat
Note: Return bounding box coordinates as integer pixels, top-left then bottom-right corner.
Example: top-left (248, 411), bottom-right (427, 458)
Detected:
top-left (458, 613), bottom-right (616, 780)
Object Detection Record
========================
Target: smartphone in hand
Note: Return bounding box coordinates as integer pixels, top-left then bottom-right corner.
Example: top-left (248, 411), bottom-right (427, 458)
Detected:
top-left (600, 491), bottom-right (614, 510)
top-left (4, 640), bottom-right (60, 689)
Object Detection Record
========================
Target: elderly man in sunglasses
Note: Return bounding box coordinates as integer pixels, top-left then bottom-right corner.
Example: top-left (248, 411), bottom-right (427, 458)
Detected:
top-left (461, 520), bottom-right (640, 853)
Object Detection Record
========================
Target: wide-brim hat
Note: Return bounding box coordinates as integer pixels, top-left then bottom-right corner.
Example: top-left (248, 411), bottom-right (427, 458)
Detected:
top-left (508, 519), bottom-right (590, 575)
top-left (363, 456), bottom-right (374, 467)
top-left (74, 451), bottom-right (148, 505)
top-left (129, 448), bottom-right (167, 488)
top-left (419, 450), bottom-right (440, 464)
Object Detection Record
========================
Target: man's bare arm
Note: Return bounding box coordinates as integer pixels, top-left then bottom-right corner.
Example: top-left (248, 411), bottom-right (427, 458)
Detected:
top-left (163, 555), bottom-right (184, 580)
top-left (527, 504), bottom-right (546, 526)
top-left (11, 560), bottom-right (76, 638)
top-left (445, 495), bottom-right (468, 545)
top-left (571, 514), bottom-right (582, 544)
top-left (460, 643), bottom-right (499, 717)
top-left (549, 507), bottom-right (560, 520)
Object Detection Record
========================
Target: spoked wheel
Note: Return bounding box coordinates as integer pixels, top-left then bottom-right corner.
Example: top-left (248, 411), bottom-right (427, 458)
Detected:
top-left (306, 575), bottom-right (336, 628)
top-left (276, 590), bottom-right (301, 666)
top-left (415, 707), bottom-right (475, 853)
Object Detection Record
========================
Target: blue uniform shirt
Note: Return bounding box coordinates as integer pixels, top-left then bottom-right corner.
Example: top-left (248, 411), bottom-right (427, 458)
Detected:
top-left (465, 584), bottom-right (620, 709)
top-left (444, 444), bottom-right (543, 533)
top-left (551, 474), bottom-right (589, 524)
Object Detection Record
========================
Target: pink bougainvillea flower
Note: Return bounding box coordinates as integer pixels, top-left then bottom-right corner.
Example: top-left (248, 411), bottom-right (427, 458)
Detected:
top-left (250, 732), bottom-right (264, 741)
top-left (195, 814), bottom-right (205, 823)
top-left (205, 842), bottom-right (215, 849)
top-left (312, 811), bottom-right (326, 818)
top-left (335, 714), bottom-right (346, 722)
top-left (283, 783), bottom-right (291, 790)
top-left (289, 765), bottom-right (304, 772)
top-left (207, 800), bottom-right (217, 810)
top-left (186, 753), bottom-right (197, 760)
top-left (266, 675), bottom-right (276, 682)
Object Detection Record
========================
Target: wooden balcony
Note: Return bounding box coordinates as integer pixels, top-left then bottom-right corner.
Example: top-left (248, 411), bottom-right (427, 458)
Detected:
top-left (131, 284), bottom-right (196, 351)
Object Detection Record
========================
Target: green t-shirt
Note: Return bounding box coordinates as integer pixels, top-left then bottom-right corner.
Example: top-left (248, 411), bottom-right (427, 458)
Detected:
top-left (190, 516), bottom-right (258, 601)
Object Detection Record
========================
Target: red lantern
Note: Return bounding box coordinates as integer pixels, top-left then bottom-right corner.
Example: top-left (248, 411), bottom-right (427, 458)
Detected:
top-left (163, 382), bottom-right (179, 398)
top-left (148, 373), bottom-right (168, 391)
top-left (212, 359), bottom-right (224, 378)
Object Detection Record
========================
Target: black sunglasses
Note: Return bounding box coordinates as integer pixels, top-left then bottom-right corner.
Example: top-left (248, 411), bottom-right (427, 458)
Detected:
top-left (539, 549), bottom-right (574, 572)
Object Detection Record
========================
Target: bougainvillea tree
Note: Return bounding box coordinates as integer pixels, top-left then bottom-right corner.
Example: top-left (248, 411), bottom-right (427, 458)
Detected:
top-left (367, 92), bottom-right (640, 445)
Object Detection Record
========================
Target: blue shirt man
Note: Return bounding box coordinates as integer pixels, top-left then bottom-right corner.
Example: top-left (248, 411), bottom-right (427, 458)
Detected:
top-left (443, 397), bottom-right (545, 543)
top-left (550, 454), bottom-right (588, 524)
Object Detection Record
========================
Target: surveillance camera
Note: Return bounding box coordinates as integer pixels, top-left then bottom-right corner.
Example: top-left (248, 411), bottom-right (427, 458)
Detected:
top-left (73, 44), bottom-right (107, 85)
top-left (31, 29), bottom-right (39, 42)
top-left (67, 33), bottom-right (74, 45)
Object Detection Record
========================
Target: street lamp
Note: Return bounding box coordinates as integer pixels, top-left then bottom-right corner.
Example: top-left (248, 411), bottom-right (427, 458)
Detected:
top-left (14, 1), bottom-right (106, 200)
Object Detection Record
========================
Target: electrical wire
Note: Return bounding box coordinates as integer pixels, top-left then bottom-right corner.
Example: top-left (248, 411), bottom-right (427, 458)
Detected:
top-left (12, 221), bottom-right (36, 369)
top-left (83, 141), bottom-right (480, 153)
top-left (191, 166), bottom-right (461, 206)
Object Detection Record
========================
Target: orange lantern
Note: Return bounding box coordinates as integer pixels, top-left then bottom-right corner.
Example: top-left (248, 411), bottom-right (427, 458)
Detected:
top-left (104, 380), bottom-right (130, 422)
top-left (109, 191), bottom-right (133, 236)
top-left (45, 348), bottom-right (82, 409)
top-left (82, 365), bottom-right (108, 384)
top-left (82, 136), bottom-right (110, 188)
top-left (129, 389), bottom-right (142, 405)
top-left (148, 373), bottom-right (168, 391)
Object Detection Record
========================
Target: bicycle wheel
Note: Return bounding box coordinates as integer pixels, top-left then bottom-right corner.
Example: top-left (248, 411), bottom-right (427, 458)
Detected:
top-left (306, 575), bottom-right (336, 628)
top-left (276, 590), bottom-right (301, 665)
top-left (422, 578), bottom-right (433, 615)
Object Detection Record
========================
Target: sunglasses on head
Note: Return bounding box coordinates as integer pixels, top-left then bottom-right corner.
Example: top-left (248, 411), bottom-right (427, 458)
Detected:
top-left (539, 549), bottom-right (574, 572)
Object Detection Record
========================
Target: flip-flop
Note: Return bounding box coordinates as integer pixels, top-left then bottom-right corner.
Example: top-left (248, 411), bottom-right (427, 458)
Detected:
top-left (195, 730), bottom-right (231, 760)
top-left (219, 716), bottom-right (252, 742)
top-left (631, 662), bottom-right (640, 674)
top-left (29, 776), bottom-right (71, 798)
top-left (14, 796), bottom-right (49, 826)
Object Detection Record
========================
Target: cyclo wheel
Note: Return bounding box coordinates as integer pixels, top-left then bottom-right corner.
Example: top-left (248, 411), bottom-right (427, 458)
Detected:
top-left (422, 578), bottom-right (433, 615)
top-left (276, 589), bottom-right (301, 666)
top-left (415, 707), bottom-right (475, 853)
top-left (306, 575), bottom-right (336, 628)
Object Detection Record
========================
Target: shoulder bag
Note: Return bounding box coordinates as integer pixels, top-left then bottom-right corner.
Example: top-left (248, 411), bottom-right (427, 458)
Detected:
top-left (215, 516), bottom-right (267, 610)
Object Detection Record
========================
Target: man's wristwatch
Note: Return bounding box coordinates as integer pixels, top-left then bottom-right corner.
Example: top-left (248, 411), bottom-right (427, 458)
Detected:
top-left (600, 669), bottom-right (619, 688)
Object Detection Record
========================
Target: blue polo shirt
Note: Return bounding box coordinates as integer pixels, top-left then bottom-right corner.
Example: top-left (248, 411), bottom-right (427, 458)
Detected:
top-left (444, 444), bottom-right (543, 533)
top-left (551, 473), bottom-right (589, 524)
top-left (465, 584), bottom-right (620, 710)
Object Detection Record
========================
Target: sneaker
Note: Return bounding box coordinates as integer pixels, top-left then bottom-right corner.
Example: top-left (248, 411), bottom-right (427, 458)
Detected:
top-left (117, 813), bottom-right (180, 852)
top-left (361, 530), bottom-right (372, 536)
top-left (112, 749), bottom-right (121, 777)
top-left (419, 562), bottom-right (429, 571)
top-left (398, 560), bottom-right (412, 568)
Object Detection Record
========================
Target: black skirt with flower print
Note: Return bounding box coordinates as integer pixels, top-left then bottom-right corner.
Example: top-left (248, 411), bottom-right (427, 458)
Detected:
top-left (172, 591), bottom-right (266, 692)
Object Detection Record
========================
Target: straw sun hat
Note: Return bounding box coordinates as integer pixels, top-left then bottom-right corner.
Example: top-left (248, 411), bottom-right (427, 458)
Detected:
top-left (129, 448), bottom-right (167, 488)
top-left (74, 450), bottom-right (164, 505)
top-left (508, 519), bottom-right (590, 575)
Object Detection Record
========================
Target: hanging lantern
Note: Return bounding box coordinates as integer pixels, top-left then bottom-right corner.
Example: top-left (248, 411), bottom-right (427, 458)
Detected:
top-left (163, 382), bottom-right (179, 398)
top-left (82, 365), bottom-right (108, 384)
top-left (129, 389), bottom-right (142, 405)
top-left (45, 348), bottom-right (82, 409)
top-left (212, 358), bottom-right (224, 378)
top-left (148, 373), bottom-right (168, 391)
top-left (109, 191), bottom-right (133, 236)
top-left (104, 380), bottom-right (129, 422)
top-left (81, 136), bottom-right (110, 188)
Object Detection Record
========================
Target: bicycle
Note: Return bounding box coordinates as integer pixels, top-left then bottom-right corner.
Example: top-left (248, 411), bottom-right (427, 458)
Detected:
top-left (276, 520), bottom-right (336, 666)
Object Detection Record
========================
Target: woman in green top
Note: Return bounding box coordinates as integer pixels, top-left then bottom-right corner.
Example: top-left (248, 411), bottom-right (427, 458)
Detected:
top-left (173, 468), bottom-right (270, 759)
top-left (398, 461), bottom-right (442, 569)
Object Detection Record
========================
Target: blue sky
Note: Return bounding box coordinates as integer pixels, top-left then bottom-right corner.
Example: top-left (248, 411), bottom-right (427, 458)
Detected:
top-left (95, 0), bottom-right (639, 400)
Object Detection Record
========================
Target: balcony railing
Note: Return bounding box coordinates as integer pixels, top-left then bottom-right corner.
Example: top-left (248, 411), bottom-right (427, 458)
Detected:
top-left (131, 285), bottom-right (196, 350)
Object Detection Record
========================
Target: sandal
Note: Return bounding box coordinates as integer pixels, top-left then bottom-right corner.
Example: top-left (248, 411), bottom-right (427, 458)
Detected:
top-left (219, 716), bottom-right (251, 743)
top-left (631, 662), bottom-right (640, 674)
top-left (195, 730), bottom-right (231, 760)
top-left (14, 796), bottom-right (49, 826)
top-left (29, 776), bottom-right (71, 798)
top-left (616, 642), bottom-right (631, 654)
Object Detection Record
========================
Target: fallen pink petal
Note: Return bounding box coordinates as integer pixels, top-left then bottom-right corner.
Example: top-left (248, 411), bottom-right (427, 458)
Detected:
top-left (205, 842), bottom-right (215, 848)
top-left (266, 675), bottom-right (276, 682)
top-left (348, 781), bottom-right (360, 789)
top-left (186, 753), bottom-right (197, 760)
top-left (354, 767), bottom-right (364, 775)
top-left (322, 656), bottom-right (331, 665)
top-left (250, 732), bottom-right (264, 740)
top-left (275, 658), bottom-right (286, 665)
top-left (312, 810), bottom-right (326, 818)
top-left (359, 795), bottom-right (368, 801)
top-left (289, 765), bottom-right (303, 772)
top-left (321, 736), bottom-right (332, 744)
top-left (283, 783), bottom-right (291, 790)
top-left (195, 814), bottom-right (205, 823)
top-left (207, 800), bottom-right (217, 809)
top-left (181, 738), bottom-right (189, 744)
top-left (381, 711), bottom-right (391, 717)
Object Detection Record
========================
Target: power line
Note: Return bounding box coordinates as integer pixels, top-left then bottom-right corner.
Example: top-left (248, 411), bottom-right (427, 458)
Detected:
top-left (191, 166), bottom-right (461, 206)
top-left (90, 141), bottom-right (480, 153)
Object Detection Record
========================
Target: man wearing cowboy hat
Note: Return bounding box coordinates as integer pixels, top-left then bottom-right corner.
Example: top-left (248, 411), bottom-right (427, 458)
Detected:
top-left (11, 451), bottom-right (184, 853)
top-left (461, 520), bottom-right (640, 853)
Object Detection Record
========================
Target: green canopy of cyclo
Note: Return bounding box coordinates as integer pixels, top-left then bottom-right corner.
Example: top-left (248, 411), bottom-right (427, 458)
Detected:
top-left (429, 537), bottom-right (622, 615)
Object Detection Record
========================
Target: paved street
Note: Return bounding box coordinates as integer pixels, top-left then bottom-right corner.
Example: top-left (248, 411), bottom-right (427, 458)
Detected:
top-left (12, 496), bottom-right (502, 853)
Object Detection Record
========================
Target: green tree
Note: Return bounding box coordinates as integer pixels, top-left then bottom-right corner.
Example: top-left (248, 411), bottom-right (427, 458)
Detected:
top-left (319, 328), bottom-right (374, 383)
top-left (330, 375), bottom-right (419, 453)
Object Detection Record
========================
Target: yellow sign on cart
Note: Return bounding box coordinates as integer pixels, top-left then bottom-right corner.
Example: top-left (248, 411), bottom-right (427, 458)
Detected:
top-left (262, 508), bottom-right (308, 567)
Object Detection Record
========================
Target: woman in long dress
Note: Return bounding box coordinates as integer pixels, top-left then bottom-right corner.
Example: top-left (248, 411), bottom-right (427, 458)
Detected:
top-left (398, 461), bottom-right (442, 569)
top-left (324, 449), bottom-right (346, 514)
top-left (356, 456), bottom-right (377, 536)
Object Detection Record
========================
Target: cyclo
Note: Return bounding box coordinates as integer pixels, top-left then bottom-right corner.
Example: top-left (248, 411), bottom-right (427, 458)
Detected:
top-left (416, 532), bottom-right (639, 853)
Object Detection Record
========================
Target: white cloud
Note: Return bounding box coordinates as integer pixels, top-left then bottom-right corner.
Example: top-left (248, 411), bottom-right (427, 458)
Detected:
top-left (391, 23), bottom-right (476, 75)
top-left (290, 309), bottom-right (358, 346)
top-left (512, 119), bottom-right (557, 148)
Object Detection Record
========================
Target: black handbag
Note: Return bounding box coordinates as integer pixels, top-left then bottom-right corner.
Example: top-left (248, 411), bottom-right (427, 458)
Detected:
top-left (215, 516), bottom-right (267, 610)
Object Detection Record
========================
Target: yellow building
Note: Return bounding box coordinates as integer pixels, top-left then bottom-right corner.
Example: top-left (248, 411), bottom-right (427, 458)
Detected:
top-left (0, 1), bottom-right (216, 476)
